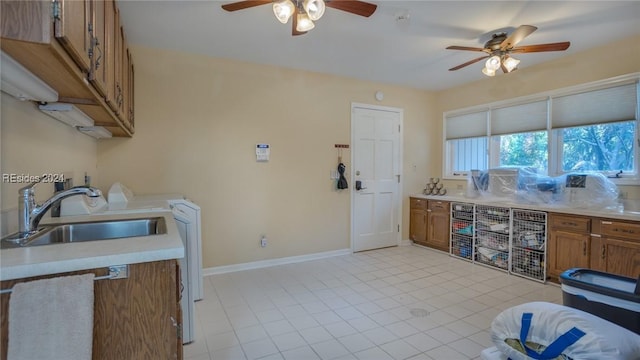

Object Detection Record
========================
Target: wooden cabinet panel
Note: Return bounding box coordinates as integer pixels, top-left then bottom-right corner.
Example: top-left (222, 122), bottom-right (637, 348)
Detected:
top-left (601, 238), bottom-right (640, 278)
top-left (428, 200), bottom-right (449, 212)
top-left (410, 208), bottom-right (427, 245)
top-left (54, 0), bottom-right (92, 72)
top-left (600, 220), bottom-right (640, 241)
top-left (0, 260), bottom-right (182, 360)
top-left (549, 214), bottom-right (591, 234)
top-left (410, 198), bottom-right (427, 211)
top-left (548, 230), bottom-right (590, 278)
top-left (88, 0), bottom-right (109, 98)
top-left (428, 208), bottom-right (450, 251)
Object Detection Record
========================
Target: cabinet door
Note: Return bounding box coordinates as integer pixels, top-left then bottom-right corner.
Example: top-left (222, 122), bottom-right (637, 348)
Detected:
top-left (88, 0), bottom-right (109, 98)
top-left (592, 237), bottom-right (640, 278)
top-left (107, 2), bottom-right (121, 113)
top-left (93, 261), bottom-right (179, 359)
top-left (104, 0), bottom-right (118, 112)
top-left (127, 49), bottom-right (135, 131)
top-left (427, 210), bottom-right (450, 252)
top-left (54, 0), bottom-right (92, 72)
top-left (548, 230), bottom-right (590, 277)
top-left (410, 209), bottom-right (427, 245)
top-left (119, 32), bottom-right (130, 129)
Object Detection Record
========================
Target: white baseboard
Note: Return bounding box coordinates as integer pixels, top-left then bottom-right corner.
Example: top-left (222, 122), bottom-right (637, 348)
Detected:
top-left (400, 239), bottom-right (412, 246)
top-left (203, 248), bottom-right (352, 276)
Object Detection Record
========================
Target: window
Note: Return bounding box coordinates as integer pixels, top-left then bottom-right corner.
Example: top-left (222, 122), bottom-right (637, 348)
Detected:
top-left (449, 137), bottom-right (487, 175)
top-left (493, 131), bottom-right (548, 171)
top-left (443, 76), bottom-right (639, 183)
top-left (559, 121), bottom-right (636, 173)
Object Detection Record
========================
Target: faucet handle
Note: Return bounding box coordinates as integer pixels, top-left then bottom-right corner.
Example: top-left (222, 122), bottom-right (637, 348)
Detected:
top-left (18, 178), bottom-right (44, 195)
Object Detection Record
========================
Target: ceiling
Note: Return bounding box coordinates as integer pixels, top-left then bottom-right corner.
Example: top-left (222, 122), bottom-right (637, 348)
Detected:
top-left (118, 1), bottom-right (640, 91)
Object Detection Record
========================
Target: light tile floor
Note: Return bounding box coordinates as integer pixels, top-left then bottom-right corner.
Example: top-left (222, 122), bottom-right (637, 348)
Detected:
top-left (185, 245), bottom-right (562, 360)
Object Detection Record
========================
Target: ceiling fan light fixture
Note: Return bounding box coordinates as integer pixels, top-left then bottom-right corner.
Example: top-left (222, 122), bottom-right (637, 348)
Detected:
top-left (296, 12), bottom-right (315, 32)
top-left (273, 0), bottom-right (295, 24)
top-left (485, 55), bottom-right (501, 72)
top-left (482, 67), bottom-right (496, 77)
top-left (503, 56), bottom-right (521, 72)
top-left (303, 0), bottom-right (325, 21)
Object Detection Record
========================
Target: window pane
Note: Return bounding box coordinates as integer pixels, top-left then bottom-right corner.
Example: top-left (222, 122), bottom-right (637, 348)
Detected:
top-left (449, 137), bottom-right (488, 173)
top-left (561, 121), bottom-right (636, 172)
top-left (497, 131), bottom-right (548, 171)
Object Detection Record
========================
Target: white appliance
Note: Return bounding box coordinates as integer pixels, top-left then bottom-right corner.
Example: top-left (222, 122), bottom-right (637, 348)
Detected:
top-left (107, 183), bottom-right (204, 301)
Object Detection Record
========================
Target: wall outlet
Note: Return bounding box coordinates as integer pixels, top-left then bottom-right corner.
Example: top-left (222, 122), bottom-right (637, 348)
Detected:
top-left (260, 236), bottom-right (267, 248)
top-left (456, 184), bottom-right (463, 190)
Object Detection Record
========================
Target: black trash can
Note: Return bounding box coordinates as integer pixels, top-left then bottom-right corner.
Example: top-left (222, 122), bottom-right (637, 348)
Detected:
top-left (560, 268), bottom-right (640, 334)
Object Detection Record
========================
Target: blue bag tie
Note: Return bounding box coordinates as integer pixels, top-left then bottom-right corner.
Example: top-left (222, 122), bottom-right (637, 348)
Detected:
top-left (517, 312), bottom-right (586, 360)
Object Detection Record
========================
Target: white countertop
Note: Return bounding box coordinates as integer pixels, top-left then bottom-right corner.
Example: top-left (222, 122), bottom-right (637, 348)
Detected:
top-left (411, 193), bottom-right (640, 222)
top-left (0, 211), bottom-right (184, 281)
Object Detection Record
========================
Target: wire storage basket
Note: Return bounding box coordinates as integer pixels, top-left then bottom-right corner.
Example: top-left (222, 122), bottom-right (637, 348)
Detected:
top-left (475, 204), bottom-right (510, 271)
top-left (510, 209), bottom-right (547, 282)
top-left (450, 202), bottom-right (474, 261)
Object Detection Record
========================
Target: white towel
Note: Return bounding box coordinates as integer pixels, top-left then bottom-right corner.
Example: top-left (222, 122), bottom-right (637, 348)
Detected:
top-left (8, 274), bottom-right (95, 360)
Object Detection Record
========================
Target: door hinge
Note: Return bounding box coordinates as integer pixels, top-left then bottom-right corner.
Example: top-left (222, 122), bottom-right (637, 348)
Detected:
top-left (52, 0), bottom-right (61, 20)
top-left (397, 224), bottom-right (400, 232)
top-left (398, 125), bottom-right (400, 132)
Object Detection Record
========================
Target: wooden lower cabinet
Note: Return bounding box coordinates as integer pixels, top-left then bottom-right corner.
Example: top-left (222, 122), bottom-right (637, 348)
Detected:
top-left (590, 236), bottom-right (640, 277)
top-left (409, 197), bottom-right (450, 251)
top-left (548, 229), bottom-right (591, 278)
top-left (0, 260), bottom-right (182, 360)
top-left (548, 213), bottom-right (640, 280)
top-left (427, 200), bottom-right (450, 252)
top-left (409, 198), bottom-right (428, 246)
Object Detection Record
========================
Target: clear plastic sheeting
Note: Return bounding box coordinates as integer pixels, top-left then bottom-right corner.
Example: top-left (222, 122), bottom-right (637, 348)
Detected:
top-left (467, 167), bottom-right (619, 210)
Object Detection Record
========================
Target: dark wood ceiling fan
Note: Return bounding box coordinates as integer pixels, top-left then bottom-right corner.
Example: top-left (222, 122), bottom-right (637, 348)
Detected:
top-left (446, 25), bottom-right (570, 73)
top-left (221, 0), bottom-right (377, 36)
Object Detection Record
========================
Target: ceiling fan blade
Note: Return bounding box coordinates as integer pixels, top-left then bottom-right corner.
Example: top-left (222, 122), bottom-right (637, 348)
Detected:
top-left (292, 14), bottom-right (307, 36)
top-left (221, 0), bottom-right (271, 12)
top-left (511, 42), bottom-right (571, 53)
top-left (325, 0), bottom-right (377, 17)
top-left (500, 25), bottom-right (537, 50)
top-left (446, 45), bottom-right (490, 52)
top-left (449, 55), bottom-right (489, 71)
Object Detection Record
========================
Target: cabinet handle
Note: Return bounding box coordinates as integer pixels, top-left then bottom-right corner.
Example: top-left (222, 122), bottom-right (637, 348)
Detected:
top-left (601, 245), bottom-right (606, 259)
top-left (93, 38), bottom-right (103, 71)
top-left (583, 241), bottom-right (586, 256)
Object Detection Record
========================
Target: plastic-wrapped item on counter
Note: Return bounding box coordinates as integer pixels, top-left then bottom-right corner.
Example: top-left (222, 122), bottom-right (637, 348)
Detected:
top-left (466, 168), bottom-right (620, 210)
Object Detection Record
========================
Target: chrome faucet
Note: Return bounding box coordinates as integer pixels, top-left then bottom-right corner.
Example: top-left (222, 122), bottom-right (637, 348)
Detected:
top-left (18, 179), bottom-right (102, 237)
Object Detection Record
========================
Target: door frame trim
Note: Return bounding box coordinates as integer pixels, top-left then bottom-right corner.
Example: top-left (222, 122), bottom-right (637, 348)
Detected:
top-left (350, 102), bottom-right (404, 253)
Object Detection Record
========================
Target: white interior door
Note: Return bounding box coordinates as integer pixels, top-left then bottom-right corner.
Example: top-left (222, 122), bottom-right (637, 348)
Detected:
top-left (352, 104), bottom-right (402, 252)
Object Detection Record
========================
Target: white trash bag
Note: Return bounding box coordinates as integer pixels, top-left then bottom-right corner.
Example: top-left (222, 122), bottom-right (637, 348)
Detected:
top-left (491, 302), bottom-right (640, 360)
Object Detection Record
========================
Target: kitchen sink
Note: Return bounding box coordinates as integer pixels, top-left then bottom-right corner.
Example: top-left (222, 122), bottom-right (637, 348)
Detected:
top-left (1, 217), bottom-right (167, 249)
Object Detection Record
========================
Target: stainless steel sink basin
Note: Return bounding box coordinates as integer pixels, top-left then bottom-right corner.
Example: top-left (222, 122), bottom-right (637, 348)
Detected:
top-left (1, 217), bottom-right (167, 249)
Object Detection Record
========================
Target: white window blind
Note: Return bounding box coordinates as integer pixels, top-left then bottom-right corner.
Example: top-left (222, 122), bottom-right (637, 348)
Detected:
top-left (445, 111), bottom-right (488, 140)
top-left (551, 83), bottom-right (638, 129)
top-left (491, 100), bottom-right (548, 135)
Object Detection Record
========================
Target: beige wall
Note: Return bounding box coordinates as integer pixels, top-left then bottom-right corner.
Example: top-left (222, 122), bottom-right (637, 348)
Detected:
top-left (1, 94), bottom-right (98, 232)
top-left (435, 34), bottom-right (640, 199)
top-left (97, 46), bottom-right (436, 268)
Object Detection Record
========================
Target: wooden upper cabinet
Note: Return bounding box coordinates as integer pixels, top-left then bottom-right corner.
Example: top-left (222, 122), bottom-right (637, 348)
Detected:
top-left (0, 0), bottom-right (133, 137)
top-left (54, 0), bottom-right (92, 72)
